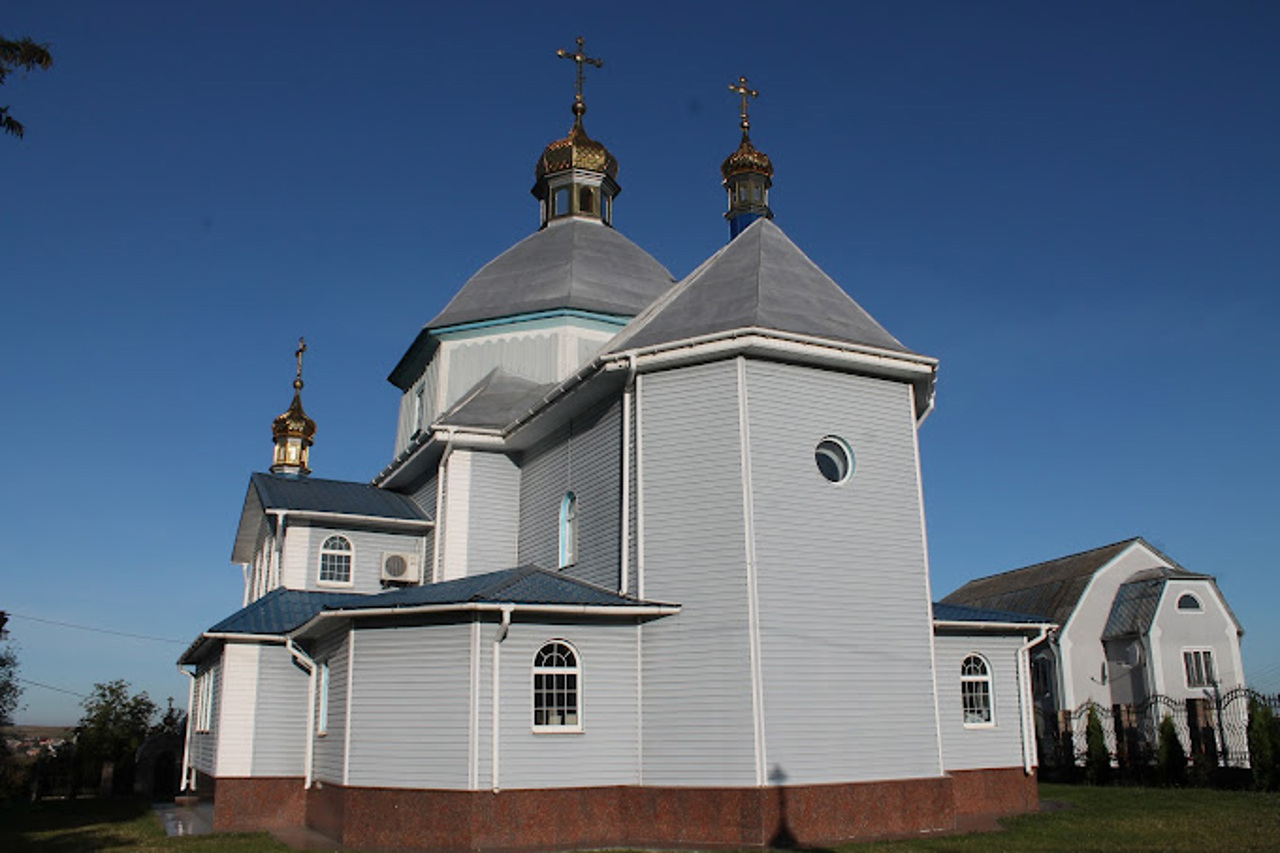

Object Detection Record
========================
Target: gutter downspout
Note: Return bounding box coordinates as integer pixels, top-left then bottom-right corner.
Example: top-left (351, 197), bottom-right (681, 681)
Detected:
top-left (177, 666), bottom-right (196, 792)
top-left (491, 606), bottom-right (513, 793)
top-left (287, 637), bottom-right (318, 789)
top-left (620, 355), bottom-right (637, 595)
top-left (433, 432), bottom-right (455, 583)
top-left (1017, 626), bottom-right (1051, 775)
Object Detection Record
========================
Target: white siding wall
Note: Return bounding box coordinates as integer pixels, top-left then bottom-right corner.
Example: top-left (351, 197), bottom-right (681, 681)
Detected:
top-left (745, 361), bottom-right (942, 783)
top-left (1061, 544), bottom-right (1172, 709)
top-left (249, 644), bottom-right (309, 777)
top-left (483, 619), bottom-right (639, 790)
top-left (283, 525), bottom-right (427, 594)
top-left (345, 624), bottom-right (473, 789)
top-left (311, 630), bottom-right (350, 785)
top-left (637, 361), bottom-right (758, 786)
top-left (467, 452), bottom-right (521, 575)
top-left (517, 401), bottom-right (622, 589)
top-left (189, 656), bottom-right (221, 776)
top-left (1150, 579), bottom-right (1245, 698)
top-left (215, 643), bottom-right (260, 776)
top-left (440, 451), bottom-right (472, 580)
top-left (935, 634), bottom-right (1027, 771)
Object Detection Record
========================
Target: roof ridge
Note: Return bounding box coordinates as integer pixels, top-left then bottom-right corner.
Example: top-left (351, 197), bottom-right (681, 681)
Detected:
top-left (470, 565), bottom-right (543, 601)
top-left (965, 537), bottom-right (1142, 585)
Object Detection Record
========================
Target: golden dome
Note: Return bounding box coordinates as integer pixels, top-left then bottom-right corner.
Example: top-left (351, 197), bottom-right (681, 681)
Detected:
top-left (721, 133), bottom-right (774, 181)
top-left (272, 384), bottom-right (316, 442)
top-left (536, 116), bottom-right (619, 180)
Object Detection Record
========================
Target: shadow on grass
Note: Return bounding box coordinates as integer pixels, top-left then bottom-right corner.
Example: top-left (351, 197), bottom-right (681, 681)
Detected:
top-left (0, 798), bottom-right (153, 852)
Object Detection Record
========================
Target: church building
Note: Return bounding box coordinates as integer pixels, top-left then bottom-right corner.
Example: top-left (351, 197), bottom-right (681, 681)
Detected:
top-left (179, 44), bottom-right (1051, 849)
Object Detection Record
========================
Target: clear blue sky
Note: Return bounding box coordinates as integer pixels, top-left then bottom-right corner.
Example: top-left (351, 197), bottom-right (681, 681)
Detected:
top-left (3, 2), bottom-right (1277, 725)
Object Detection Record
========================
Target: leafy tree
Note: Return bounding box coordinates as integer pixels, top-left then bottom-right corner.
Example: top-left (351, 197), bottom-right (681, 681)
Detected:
top-left (154, 696), bottom-right (186, 739)
top-left (0, 638), bottom-right (20, 726)
top-left (1, 36), bottom-right (54, 139)
top-left (1157, 714), bottom-right (1187, 787)
top-left (1248, 699), bottom-right (1280, 791)
top-left (75, 680), bottom-right (157, 795)
top-left (1083, 705), bottom-right (1111, 785)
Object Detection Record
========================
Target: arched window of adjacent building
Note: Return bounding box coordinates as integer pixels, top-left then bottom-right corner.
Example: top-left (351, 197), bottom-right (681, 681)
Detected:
top-left (559, 493), bottom-right (578, 567)
top-left (961, 654), bottom-right (993, 726)
top-left (1177, 593), bottom-right (1202, 612)
top-left (533, 640), bottom-right (581, 730)
top-left (319, 535), bottom-right (353, 584)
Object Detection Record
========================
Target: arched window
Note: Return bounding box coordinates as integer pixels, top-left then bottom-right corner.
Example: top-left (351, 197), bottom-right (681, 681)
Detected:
top-left (553, 186), bottom-right (570, 218)
top-left (319, 535), bottom-right (353, 584)
top-left (533, 641), bottom-right (580, 730)
top-left (1177, 593), bottom-right (1202, 611)
top-left (578, 186), bottom-right (594, 214)
top-left (559, 493), bottom-right (578, 567)
top-left (961, 654), bottom-right (993, 726)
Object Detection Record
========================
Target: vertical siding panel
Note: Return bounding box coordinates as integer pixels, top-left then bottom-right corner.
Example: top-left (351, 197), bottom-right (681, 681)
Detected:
top-left (346, 624), bottom-right (472, 789)
top-left (215, 644), bottom-right (259, 776)
top-left (467, 453), bottom-right (521, 574)
top-left (190, 656), bottom-right (221, 775)
top-left (250, 644), bottom-right (309, 777)
top-left (517, 425), bottom-right (570, 569)
top-left (746, 361), bottom-right (942, 783)
top-left (638, 361), bottom-right (757, 786)
top-left (312, 631), bottom-right (349, 784)
top-left (935, 634), bottom-right (1026, 771)
top-left (496, 620), bottom-right (639, 789)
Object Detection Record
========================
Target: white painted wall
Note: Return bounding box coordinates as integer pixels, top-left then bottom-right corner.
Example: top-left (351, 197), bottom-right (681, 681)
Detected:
top-left (935, 634), bottom-right (1027, 771)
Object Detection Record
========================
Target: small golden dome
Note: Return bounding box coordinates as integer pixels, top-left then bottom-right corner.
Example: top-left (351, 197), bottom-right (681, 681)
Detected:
top-left (272, 385), bottom-right (316, 442)
top-left (536, 117), bottom-right (619, 180)
top-left (721, 133), bottom-right (774, 181)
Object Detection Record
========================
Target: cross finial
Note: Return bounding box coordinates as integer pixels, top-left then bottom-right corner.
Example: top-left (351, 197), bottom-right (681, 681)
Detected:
top-left (729, 75), bottom-right (759, 136)
top-left (556, 36), bottom-right (604, 119)
top-left (294, 337), bottom-right (307, 391)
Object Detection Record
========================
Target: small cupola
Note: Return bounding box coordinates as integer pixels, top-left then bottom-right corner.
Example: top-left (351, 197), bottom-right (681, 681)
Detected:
top-left (532, 36), bottom-right (620, 228)
top-left (722, 76), bottom-right (774, 240)
top-left (270, 338), bottom-right (316, 477)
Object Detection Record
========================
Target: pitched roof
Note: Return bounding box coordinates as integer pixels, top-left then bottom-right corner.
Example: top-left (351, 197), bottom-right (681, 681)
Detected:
top-left (604, 218), bottom-right (913, 355)
top-left (932, 602), bottom-right (1053, 625)
top-left (942, 539), bottom-right (1141, 624)
top-left (178, 587), bottom-right (361, 663)
top-left (250, 472), bottom-right (429, 521)
top-left (435, 369), bottom-right (557, 430)
top-left (427, 219), bottom-right (674, 330)
top-left (1102, 577), bottom-right (1167, 640)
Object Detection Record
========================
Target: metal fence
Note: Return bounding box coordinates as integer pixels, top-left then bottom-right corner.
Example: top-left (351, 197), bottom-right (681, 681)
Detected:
top-left (1037, 689), bottom-right (1280, 776)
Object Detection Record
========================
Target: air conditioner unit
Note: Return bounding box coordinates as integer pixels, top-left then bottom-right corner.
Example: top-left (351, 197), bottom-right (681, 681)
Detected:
top-left (380, 552), bottom-right (421, 583)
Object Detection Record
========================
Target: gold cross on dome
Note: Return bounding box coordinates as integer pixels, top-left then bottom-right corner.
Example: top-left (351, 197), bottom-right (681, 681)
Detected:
top-left (729, 76), bottom-right (759, 133)
top-left (294, 337), bottom-right (307, 389)
top-left (557, 36), bottom-right (604, 114)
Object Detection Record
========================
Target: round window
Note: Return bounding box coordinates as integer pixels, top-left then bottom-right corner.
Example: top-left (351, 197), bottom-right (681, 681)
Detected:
top-left (814, 437), bottom-right (854, 484)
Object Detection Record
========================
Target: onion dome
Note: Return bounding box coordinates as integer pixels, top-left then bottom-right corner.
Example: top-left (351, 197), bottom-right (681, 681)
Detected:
top-left (531, 36), bottom-right (620, 229)
top-left (722, 76), bottom-right (774, 240)
top-left (271, 338), bottom-right (316, 477)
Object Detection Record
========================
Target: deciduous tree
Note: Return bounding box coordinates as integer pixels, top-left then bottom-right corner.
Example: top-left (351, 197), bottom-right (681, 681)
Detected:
top-left (1, 36), bottom-right (54, 139)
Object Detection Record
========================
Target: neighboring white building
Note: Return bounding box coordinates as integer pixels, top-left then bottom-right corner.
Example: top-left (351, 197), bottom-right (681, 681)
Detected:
top-left (943, 537), bottom-right (1246, 716)
top-left (178, 65), bottom-right (1050, 850)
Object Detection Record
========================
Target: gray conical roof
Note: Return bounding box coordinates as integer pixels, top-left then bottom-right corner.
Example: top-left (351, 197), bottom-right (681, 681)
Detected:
top-left (427, 219), bottom-right (674, 330)
top-left (604, 218), bottom-right (914, 354)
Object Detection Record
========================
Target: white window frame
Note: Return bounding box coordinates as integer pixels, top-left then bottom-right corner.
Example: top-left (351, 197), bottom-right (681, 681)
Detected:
top-left (961, 653), bottom-right (995, 728)
top-left (532, 639), bottom-right (583, 733)
top-left (1183, 648), bottom-right (1216, 689)
top-left (194, 669), bottom-right (214, 733)
top-left (318, 534), bottom-right (354, 586)
top-left (316, 661), bottom-right (330, 735)
top-left (558, 493), bottom-right (578, 568)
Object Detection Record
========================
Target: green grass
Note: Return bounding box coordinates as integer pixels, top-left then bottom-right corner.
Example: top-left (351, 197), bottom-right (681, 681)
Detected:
top-left (0, 798), bottom-right (296, 852)
top-left (859, 784), bottom-right (1280, 852)
top-left (1, 785), bottom-right (1277, 852)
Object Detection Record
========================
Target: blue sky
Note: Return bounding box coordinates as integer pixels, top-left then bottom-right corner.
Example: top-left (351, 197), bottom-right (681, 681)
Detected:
top-left (3, 2), bottom-right (1277, 725)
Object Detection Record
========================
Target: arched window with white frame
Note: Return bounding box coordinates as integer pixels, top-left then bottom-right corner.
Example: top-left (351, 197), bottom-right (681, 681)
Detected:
top-left (533, 640), bottom-right (581, 731)
top-left (319, 535), bottom-right (353, 585)
top-left (961, 654), bottom-right (993, 726)
top-left (558, 493), bottom-right (578, 568)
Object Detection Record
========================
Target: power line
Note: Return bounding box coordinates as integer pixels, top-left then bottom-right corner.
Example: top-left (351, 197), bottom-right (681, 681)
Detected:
top-left (5, 612), bottom-right (186, 645)
top-left (17, 677), bottom-right (87, 699)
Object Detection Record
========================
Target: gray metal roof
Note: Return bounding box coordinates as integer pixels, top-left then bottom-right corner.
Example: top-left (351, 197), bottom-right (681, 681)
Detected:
top-left (327, 565), bottom-right (665, 612)
top-left (179, 588), bottom-right (361, 663)
top-left (604, 218), bottom-right (914, 355)
top-left (941, 537), bottom-right (1193, 626)
top-left (427, 219), bottom-right (674, 330)
top-left (436, 369), bottom-right (557, 430)
top-left (1102, 577), bottom-right (1167, 640)
top-left (932, 602), bottom-right (1053, 625)
top-left (250, 472), bottom-right (430, 521)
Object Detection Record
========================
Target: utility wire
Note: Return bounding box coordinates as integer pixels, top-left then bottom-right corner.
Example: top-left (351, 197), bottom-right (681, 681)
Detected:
top-left (5, 612), bottom-right (186, 645)
top-left (17, 677), bottom-right (87, 699)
